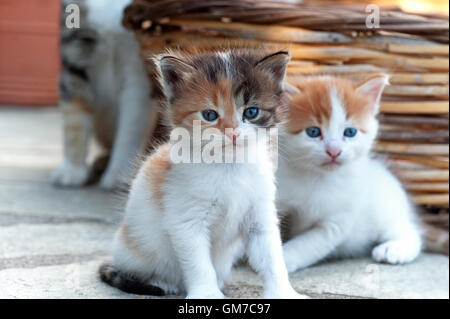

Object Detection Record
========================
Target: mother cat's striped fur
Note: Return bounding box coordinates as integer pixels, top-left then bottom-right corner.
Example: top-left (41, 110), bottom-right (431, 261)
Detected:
top-left (100, 50), bottom-right (304, 299)
top-left (52, 0), bottom-right (160, 189)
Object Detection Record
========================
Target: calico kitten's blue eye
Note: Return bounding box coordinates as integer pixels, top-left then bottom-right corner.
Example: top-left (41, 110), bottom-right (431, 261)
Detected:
top-left (243, 107), bottom-right (259, 120)
top-left (305, 127), bottom-right (321, 138)
top-left (344, 127), bottom-right (358, 137)
top-left (202, 110), bottom-right (218, 122)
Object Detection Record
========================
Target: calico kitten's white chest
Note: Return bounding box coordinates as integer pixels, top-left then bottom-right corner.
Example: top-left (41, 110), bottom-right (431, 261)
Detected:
top-left (169, 162), bottom-right (272, 228)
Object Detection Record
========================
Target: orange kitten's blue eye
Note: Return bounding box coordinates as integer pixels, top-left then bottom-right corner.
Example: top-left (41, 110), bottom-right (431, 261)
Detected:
top-left (243, 107), bottom-right (259, 120)
top-left (306, 127), bottom-right (321, 138)
top-left (344, 128), bottom-right (357, 137)
top-left (202, 110), bottom-right (218, 122)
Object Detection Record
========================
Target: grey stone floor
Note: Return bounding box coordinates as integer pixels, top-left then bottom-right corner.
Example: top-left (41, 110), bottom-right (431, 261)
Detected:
top-left (0, 106), bottom-right (448, 299)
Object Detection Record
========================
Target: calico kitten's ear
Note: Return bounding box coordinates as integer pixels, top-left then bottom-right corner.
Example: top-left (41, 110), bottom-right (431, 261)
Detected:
top-left (356, 74), bottom-right (389, 113)
top-left (255, 51), bottom-right (290, 89)
top-left (157, 55), bottom-right (196, 102)
top-left (283, 82), bottom-right (301, 97)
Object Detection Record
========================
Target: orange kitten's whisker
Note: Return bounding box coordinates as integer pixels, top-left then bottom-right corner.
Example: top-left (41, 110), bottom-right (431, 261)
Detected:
top-left (277, 75), bottom-right (421, 272)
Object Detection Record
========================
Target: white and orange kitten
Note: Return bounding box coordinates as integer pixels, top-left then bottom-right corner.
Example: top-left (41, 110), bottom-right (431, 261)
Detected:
top-left (100, 50), bottom-right (304, 299)
top-left (277, 75), bottom-right (422, 273)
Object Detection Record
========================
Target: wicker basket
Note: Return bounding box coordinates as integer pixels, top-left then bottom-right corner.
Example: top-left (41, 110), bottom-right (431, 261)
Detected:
top-left (123, 0), bottom-right (449, 254)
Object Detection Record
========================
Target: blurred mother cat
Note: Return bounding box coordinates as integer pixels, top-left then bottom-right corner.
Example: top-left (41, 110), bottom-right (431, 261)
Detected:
top-left (53, 0), bottom-right (160, 190)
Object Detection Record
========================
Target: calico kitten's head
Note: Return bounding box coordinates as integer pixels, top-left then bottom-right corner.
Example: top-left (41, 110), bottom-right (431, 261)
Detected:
top-left (283, 75), bottom-right (388, 170)
top-left (155, 49), bottom-right (290, 156)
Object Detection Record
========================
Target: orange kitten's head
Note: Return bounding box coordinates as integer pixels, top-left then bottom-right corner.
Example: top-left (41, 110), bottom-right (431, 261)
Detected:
top-left (154, 49), bottom-right (290, 153)
top-left (284, 74), bottom-right (389, 170)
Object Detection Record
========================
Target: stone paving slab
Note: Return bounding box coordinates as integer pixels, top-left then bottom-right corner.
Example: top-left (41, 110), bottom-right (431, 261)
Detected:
top-left (1, 256), bottom-right (447, 299)
top-left (0, 167), bottom-right (56, 183)
top-left (231, 255), bottom-right (449, 299)
top-left (0, 223), bottom-right (113, 259)
top-left (0, 106), bottom-right (449, 299)
top-left (0, 260), bottom-right (122, 299)
top-left (0, 181), bottom-right (120, 223)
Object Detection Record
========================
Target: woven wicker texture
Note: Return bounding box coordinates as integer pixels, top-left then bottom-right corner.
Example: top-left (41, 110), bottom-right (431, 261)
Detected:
top-left (123, 1), bottom-right (449, 220)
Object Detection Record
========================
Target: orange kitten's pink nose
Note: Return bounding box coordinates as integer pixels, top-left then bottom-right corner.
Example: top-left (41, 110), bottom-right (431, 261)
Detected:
top-left (326, 147), bottom-right (342, 160)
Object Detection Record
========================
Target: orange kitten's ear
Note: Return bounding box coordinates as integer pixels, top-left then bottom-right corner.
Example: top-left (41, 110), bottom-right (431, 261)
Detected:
top-left (157, 55), bottom-right (196, 102)
top-left (255, 51), bottom-right (290, 89)
top-left (356, 74), bottom-right (389, 113)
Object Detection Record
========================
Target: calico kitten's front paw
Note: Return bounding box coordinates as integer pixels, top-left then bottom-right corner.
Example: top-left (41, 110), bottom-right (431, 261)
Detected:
top-left (372, 240), bottom-right (419, 264)
top-left (51, 162), bottom-right (90, 187)
top-left (186, 290), bottom-right (225, 299)
top-left (264, 288), bottom-right (309, 299)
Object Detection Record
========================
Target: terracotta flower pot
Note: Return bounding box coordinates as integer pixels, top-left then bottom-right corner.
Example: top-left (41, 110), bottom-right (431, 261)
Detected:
top-left (0, 0), bottom-right (60, 106)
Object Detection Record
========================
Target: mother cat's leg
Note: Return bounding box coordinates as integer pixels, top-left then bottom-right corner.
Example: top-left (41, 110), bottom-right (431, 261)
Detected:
top-left (51, 98), bottom-right (93, 186)
top-left (99, 86), bottom-right (158, 190)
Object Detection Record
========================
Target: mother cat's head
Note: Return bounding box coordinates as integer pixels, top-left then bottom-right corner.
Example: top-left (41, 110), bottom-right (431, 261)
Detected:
top-left (283, 75), bottom-right (389, 171)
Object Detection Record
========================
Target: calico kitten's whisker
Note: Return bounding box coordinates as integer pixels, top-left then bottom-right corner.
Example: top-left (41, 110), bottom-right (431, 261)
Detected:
top-left (102, 48), bottom-right (303, 299)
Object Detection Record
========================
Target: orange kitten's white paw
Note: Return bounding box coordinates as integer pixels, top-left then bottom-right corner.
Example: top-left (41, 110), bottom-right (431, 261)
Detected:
top-left (51, 162), bottom-right (89, 187)
top-left (372, 240), bottom-right (419, 264)
top-left (283, 247), bottom-right (304, 273)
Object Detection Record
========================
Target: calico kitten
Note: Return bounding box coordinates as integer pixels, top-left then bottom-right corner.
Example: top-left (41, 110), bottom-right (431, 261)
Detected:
top-left (99, 50), bottom-right (304, 299)
top-left (52, 0), bottom-right (159, 189)
top-left (277, 75), bottom-right (422, 273)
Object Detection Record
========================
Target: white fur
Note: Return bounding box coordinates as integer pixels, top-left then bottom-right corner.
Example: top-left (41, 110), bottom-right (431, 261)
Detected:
top-left (109, 50), bottom-right (305, 299)
top-left (86, 0), bottom-right (131, 32)
top-left (277, 81), bottom-right (422, 273)
top-left (111, 135), bottom-right (303, 299)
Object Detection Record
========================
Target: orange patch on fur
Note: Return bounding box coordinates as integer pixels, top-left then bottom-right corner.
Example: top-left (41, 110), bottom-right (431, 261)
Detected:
top-left (287, 77), bottom-right (375, 134)
top-left (144, 144), bottom-right (171, 208)
top-left (172, 77), bottom-right (239, 131)
top-left (121, 224), bottom-right (156, 260)
top-left (215, 79), bottom-right (239, 131)
top-left (338, 80), bottom-right (373, 133)
top-left (286, 79), bottom-right (332, 134)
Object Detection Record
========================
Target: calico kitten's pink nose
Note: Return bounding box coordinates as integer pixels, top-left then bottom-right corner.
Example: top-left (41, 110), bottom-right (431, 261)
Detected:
top-left (226, 130), bottom-right (240, 145)
top-left (326, 147), bottom-right (342, 159)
